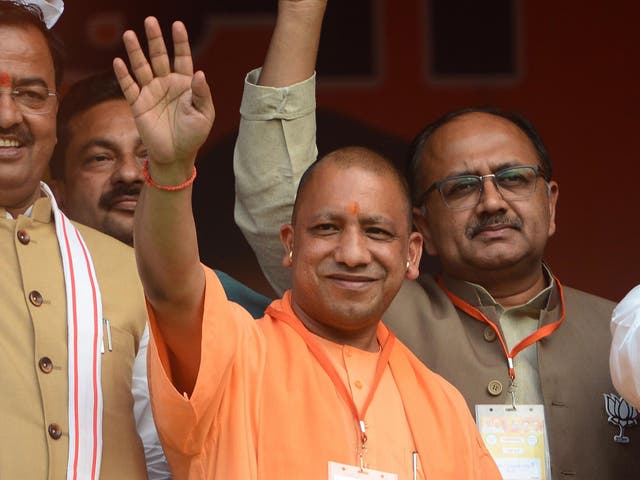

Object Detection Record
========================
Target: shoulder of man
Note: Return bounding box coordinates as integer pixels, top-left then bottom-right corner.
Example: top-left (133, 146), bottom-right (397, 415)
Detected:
top-left (560, 283), bottom-right (616, 314)
top-left (383, 274), bottom-right (454, 326)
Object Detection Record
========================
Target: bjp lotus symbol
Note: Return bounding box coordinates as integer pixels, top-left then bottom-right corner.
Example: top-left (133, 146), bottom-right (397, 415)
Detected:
top-left (604, 393), bottom-right (638, 444)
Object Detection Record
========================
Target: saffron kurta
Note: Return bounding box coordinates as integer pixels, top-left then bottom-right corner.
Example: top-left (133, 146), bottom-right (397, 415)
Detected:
top-left (148, 267), bottom-right (501, 479)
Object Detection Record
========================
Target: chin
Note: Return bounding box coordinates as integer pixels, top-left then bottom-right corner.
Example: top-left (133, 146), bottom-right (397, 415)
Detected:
top-left (104, 227), bottom-right (134, 246)
top-left (331, 304), bottom-right (382, 327)
top-left (467, 254), bottom-right (531, 275)
top-left (103, 218), bottom-right (133, 238)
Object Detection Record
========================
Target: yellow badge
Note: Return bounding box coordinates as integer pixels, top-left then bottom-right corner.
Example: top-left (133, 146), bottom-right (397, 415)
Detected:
top-left (476, 404), bottom-right (550, 480)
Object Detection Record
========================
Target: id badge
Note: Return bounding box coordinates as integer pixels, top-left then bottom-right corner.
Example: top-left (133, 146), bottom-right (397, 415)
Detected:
top-left (328, 461), bottom-right (398, 480)
top-left (476, 404), bottom-right (551, 480)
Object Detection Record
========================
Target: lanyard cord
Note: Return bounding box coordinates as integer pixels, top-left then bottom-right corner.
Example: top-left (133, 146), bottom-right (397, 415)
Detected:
top-left (437, 276), bottom-right (566, 380)
top-left (267, 306), bottom-right (395, 449)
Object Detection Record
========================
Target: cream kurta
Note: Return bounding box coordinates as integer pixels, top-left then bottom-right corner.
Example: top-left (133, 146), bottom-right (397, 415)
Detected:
top-left (0, 197), bottom-right (148, 479)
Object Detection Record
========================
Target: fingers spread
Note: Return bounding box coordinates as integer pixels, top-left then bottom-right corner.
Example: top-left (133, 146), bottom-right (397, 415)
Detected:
top-left (172, 21), bottom-right (194, 76)
top-left (122, 29), bottom-right (154, 86)
top-left (113, 57), bottom-right (140, 106)
top-left (145, 16), bottom-right (171, 77)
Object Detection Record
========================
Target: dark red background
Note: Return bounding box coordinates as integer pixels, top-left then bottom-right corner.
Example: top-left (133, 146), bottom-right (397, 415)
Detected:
top-left (55, 0), bottom-right (640, 301)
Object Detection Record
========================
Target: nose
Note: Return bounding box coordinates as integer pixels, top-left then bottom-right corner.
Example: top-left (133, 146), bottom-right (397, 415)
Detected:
top-left (476, 175), bottom-right (508, 213)
top-left (334, 227), bottom-right (371, 267)
top-left (0, 91), bottom-right (23, 128)
top-left (112, 153), bottom-right (144, 185)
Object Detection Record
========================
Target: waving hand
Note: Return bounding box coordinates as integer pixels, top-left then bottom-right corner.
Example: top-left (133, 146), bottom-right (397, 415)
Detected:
top-left (114, 17), bottom-right (212, 395)
top-left (113, 17), bottom-right (214, 180)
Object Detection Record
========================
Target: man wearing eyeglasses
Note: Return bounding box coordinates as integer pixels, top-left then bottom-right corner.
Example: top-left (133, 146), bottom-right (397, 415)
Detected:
top-left (0, 2), bottom-right (152, 478)
top-left (233, 3), bottom-right (639, 475)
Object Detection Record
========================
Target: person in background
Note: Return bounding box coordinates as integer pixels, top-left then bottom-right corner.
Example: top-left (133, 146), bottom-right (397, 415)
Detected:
top-left (48, 71), bottom-right (270, 319)
top-left (0, 1), bottom-right (150, 477)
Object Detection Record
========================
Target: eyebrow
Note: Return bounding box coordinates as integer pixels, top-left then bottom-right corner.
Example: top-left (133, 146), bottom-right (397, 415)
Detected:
top-left (78, 137), bottom-right (145, 154)
top-left (443, 161), bottom-right (523, 179)
top-left (359, 214), bottom-right (395, 227)
top-left (309, 211), bottom-right (395, 227)
top-left (13, 76), bottom-right (51, 90)
top-left (78, 138), bottom-right (119, 153)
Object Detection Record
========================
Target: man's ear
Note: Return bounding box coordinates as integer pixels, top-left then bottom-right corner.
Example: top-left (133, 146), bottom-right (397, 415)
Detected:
top-left (413, 206), bottom-right (438, 256)
top-left (48, 179), bottom-right (66, 209)
top-left (280, 224), bottom-right (294, 268)
top-left (405, 231), bottom-right (424, 280)
top-left (546, 180), bottom-right (559, 238)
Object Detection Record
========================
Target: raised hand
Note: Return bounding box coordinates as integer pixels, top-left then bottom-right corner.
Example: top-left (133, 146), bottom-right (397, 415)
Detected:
top-left (113, 17), bottom-right (214, 179)
top-left (259, 0), bottom-right (327, 87)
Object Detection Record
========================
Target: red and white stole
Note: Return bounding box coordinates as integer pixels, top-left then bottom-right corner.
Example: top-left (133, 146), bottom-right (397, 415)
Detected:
top-left (41, 183), bottom-right (103, 480)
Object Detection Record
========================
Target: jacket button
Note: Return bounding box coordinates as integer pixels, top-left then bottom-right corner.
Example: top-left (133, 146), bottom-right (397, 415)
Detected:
top-left (487, 380), bottom-right (503, 396)
top-left (29, 290), bottom-right (43, 307)
top-left (48, 423), bottom-right (62, 440)
top-left (483, 327), bottom-right (497, 342)
top-left (39, 357), bottom-right (53, 374)
top-left (17, 230), bottom-right (30, 245)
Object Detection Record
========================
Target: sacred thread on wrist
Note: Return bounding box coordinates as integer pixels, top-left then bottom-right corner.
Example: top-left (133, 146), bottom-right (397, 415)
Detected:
top-left (142, 159), bottom-right (197, 191)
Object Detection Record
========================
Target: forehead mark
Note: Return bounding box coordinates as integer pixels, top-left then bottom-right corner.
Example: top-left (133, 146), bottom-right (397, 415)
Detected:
top-left (0, 72), bottom-right (10, 88)
top-left (348, 201), bottom-right (360, 216)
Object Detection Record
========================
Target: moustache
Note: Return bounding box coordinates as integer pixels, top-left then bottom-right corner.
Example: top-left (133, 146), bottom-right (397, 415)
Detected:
top-left (466, 214), bottom-right (523, 239)
top-left (0, 125), bottom-right (34, 146)
top-left (98, 184), bottom-right (142, 210)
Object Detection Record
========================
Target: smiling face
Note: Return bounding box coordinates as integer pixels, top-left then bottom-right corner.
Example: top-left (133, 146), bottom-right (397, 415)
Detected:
top-left (414, 112), bottom-right (558, 284)
top-left (281, 154), bottom-right (422, 349)
top-left (52, 100), bottom-right (146, 245)
top-left (0, 24), bottom-right (57, 214)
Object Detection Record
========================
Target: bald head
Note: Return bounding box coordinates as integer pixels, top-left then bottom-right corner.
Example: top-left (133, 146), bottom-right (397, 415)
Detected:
top-left (293, 146), bottom-right (413, 230)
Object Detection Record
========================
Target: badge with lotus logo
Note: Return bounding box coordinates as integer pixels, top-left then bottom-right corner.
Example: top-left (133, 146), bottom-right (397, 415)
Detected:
top-left (604, 393), bottom-right (638, 443)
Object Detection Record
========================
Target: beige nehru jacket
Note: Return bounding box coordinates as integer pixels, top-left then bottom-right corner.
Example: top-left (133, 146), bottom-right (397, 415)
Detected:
top-left (0, 197), bottom-right (148, 479)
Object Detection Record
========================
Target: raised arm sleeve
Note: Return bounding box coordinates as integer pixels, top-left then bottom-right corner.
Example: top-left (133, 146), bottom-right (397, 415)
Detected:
top-left (234, 68), bottom-right (318, 295)
top-left (147, 266), bottom-right (264, 477)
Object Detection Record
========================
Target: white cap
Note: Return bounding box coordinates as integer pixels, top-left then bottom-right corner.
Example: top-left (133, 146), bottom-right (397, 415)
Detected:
top-left (14, 0), bottom-right (64, 29)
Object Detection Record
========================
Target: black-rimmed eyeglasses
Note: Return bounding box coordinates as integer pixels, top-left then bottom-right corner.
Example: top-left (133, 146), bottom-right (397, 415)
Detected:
top-left (419, 165), bottom-right (545, 210)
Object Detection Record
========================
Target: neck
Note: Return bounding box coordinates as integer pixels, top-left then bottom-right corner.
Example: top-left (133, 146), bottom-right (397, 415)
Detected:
top-left (489, 272), bottom-right (547, 308)
top-left (1, 185), bottom-right (44, 218)
top-left (290, 301), bottom-right (380, 352)
top-left (5, 206), bottom-right (29, 218)
top-left (453, 263), bottom-right (548, 309)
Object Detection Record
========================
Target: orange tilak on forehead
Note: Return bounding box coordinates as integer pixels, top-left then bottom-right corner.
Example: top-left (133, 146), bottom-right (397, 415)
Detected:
top-left (348, 201), bottom-right (360, 216)
top-left (0, 72), bottom-right (10, 88)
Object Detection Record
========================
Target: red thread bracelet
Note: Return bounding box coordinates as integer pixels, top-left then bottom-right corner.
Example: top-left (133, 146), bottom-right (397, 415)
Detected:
top-left (142, 160), bottom-right (197, 191)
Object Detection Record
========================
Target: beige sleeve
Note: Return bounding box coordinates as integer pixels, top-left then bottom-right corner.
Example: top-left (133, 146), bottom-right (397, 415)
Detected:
top-left (234, 68), bottom-right (318, 295)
